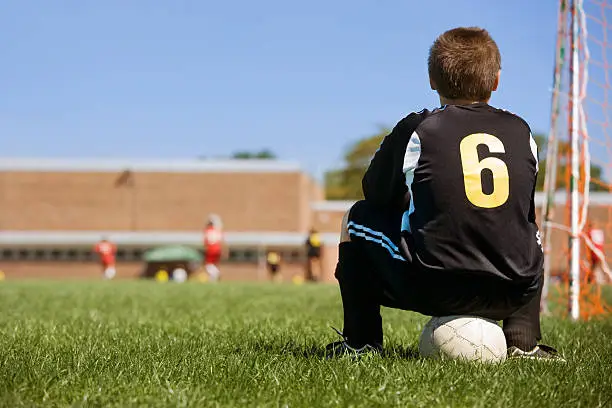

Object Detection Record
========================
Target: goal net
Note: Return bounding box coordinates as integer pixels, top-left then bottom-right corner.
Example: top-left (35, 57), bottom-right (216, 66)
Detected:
top-left (542, 0), bottom-right (612, 319)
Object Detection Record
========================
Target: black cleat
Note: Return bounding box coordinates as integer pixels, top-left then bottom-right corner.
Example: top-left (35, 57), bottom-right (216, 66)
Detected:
top-left (324, 327), bottom-right (382, 359)
top-left (507, 344), bottom-right (566, 362)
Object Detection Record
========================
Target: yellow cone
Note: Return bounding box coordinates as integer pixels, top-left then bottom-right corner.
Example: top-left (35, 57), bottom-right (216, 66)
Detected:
top-left (292, 275), bottom-right (304, 285)
top-left (155, 269), bottom-right (169, 282)
top-left (0, 270), bottom-right (5, 281)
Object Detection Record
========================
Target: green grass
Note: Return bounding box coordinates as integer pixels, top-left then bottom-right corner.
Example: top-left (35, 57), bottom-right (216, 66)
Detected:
top-left (0, 281), bottom-right (611, 408)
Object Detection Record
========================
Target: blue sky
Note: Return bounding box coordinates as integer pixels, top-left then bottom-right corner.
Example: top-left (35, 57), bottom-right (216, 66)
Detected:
top-left (0, 1), bottom-right (558, 179)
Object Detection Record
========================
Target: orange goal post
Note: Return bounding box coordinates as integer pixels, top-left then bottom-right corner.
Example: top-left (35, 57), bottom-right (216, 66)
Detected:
top-left (541, 0), bottom-right (612, 320)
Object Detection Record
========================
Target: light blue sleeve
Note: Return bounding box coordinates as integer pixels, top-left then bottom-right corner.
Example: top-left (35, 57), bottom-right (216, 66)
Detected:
top-left (401, 132), bottom-right (421, 232)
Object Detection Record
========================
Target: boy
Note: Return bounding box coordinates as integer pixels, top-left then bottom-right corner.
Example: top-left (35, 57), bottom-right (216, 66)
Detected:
top-left (204, 214), bottom-right (223, 282)
top-left (266, 250), bottom-right (282, 282)
top-left (327, 27), bottom-right (563, 361)
top-left (586, 222), bottom-right (606, 284)
top-left (94, 237), bottom-right (117, 280)
top-left (305, 229), bottom-right (323, 281)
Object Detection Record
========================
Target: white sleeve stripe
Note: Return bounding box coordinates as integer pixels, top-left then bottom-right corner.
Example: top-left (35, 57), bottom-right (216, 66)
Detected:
top-left (403, 131), bottom-right (421, 176)
top-left (402, 131), bottom-right (421, 232)
top-left (529, 133), bottom-right (539, 173)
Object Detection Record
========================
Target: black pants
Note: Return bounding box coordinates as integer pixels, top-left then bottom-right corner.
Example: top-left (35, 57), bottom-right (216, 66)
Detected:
top-left (335, 200), bottom-right (542, 350)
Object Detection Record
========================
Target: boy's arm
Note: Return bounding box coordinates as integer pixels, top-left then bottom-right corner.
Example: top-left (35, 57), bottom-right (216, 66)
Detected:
top-left (362, 113), bottom-right (423, 211)
top-left (528, 183), bottom-right (537, 224)
top-left (528, 132), bottom-right (539, 224)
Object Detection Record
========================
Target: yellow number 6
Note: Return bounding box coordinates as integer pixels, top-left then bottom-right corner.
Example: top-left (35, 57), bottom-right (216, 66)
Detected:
top-left (459, 133), bottom-right (509, 208)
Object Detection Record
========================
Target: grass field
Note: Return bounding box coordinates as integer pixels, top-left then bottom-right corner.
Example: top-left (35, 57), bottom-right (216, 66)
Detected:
top-left (0, 281), bottom-right (611, 407)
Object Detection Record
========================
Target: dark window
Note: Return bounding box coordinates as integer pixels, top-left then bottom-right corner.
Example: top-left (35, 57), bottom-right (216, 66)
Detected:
top-left (243, 249), bottom-right (257, 263)
top-left (66, 249), bottom-right (78, 260)
top-left (225, 248), bottom-right (258, 263)
top-left (1, 249), bottom-right (14, 260)
top-left (34, 249), bottom-right (47, 261)
top-left (19, 249), bottom-right (30, 260)
top-left (116, 249), bottom-right (127, 262)
top-left (228, 249), bottom-right (240, 262)
top-left (132, 249), bottom-right (144, 260)
top-left (50, 250), bottom-right (62, 261)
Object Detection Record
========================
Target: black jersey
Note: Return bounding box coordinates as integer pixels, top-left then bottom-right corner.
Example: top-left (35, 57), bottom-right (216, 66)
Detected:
top-left (362, 103), bottom-right (543, 283)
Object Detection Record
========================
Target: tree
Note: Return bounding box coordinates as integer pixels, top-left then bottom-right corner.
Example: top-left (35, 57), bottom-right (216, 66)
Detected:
top-left (534, 133), bottom-right (606, 192)
top-left (325, 127), bottom-right (389, 200)
top-left (231, 149), bottom-right (277, 159)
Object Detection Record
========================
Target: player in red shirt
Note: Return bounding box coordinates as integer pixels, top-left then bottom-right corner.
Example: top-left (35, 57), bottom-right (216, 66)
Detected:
top-left (94, 237), bottom-right (117, 280)
top-left (204, 214), bottom-right (223, 281)
top-left (587, 223), bottom-right (606, 284)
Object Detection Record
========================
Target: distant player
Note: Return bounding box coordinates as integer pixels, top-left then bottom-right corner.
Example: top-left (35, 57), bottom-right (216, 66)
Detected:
top-left (94, 237), bottom-right (117, 280)
top-left (266, 251), bottom-right (282, 282)
top-left (587, 223), bottom-right (606, 284)
top-left (305, 229), bottom-right (323, 281)
top-left (326, 27), bottom-right (563, 360)
top-left (204, 214), bottom-right (223, 281)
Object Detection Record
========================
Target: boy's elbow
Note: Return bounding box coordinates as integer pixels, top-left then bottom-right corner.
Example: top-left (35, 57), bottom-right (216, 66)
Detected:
top-left (362, 187), bottom-right (392, 208)
top-left (361, 177), bottom-right (376, 202)
top-left (362, 173), bottom-right (404, 209)
top-left (363, 192), bottom-right (384, 207)
top-left (364, 189), bottom-right (410, 213)
top-left (362, 177), bottom-right (378, 200)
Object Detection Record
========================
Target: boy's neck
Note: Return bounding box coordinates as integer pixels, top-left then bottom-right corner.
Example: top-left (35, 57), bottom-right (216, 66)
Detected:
top-left (439, 97), bottom-right (489, 106)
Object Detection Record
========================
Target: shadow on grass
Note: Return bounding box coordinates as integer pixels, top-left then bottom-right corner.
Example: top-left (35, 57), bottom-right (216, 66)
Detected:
top-left (232, 341), bottom-right (421, 360)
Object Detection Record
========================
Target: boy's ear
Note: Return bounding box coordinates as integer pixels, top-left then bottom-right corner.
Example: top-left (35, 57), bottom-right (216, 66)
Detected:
top-left (492, 70), bottom-right (501, 91)
top-left (429, 76), bottom-right (437, 91)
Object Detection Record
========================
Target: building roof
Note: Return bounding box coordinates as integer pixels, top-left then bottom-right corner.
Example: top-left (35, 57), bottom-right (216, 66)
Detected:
top-left (0, 231), bottom-right (340, 247)
top-left (0, 158), bottom-right (302, 173)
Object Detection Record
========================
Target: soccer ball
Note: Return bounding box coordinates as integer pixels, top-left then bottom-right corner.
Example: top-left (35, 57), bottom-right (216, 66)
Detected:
top-left (173, 268), bottom-right (188, 283)
top-left (419, 316), bottom-right (507, 363)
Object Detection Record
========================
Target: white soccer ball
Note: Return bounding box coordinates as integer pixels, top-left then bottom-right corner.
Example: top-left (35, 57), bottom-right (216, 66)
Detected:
top-left (419, 316), bottom-right (507, 363)
top-left (172, 268), bottom-right (188, 283)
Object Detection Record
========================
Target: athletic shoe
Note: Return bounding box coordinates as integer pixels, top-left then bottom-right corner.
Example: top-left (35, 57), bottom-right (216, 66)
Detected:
top-left (507, 344), bottom-right (566, 362)
top-left (324, 327), bottom-right (382, 359)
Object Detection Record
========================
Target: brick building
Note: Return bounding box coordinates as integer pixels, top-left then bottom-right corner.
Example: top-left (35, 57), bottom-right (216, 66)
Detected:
top-left (0, 158), bottom-right (342, 280)
top-left (0, 158), bottom-right (610, 281)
